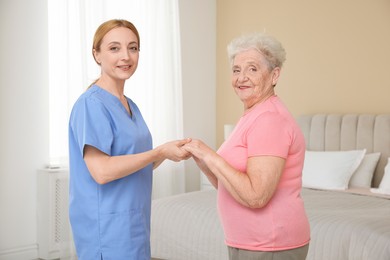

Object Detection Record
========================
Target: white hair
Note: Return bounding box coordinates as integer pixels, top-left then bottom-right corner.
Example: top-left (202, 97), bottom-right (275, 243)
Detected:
top-left (227, 32), bottom-right (286, 70)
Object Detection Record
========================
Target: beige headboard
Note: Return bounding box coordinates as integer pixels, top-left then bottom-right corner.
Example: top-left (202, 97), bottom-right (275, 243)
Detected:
top-left (297, 114), bottom-right (390, 187)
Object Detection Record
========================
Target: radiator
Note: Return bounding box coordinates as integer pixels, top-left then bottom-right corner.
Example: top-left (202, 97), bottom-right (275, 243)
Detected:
top-left (37, 167), bottom-right (76, 260)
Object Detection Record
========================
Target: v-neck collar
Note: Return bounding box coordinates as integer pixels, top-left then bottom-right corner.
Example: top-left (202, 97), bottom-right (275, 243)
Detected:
top-left (91, 85), bottom-right (134, 119)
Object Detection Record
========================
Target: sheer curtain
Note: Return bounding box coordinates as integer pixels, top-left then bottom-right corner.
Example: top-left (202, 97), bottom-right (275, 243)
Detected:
top-left (49, 0), bottom-right (185, 199)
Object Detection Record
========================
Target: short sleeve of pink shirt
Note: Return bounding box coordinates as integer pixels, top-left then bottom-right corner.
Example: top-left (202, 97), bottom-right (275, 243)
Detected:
top-left (247, 112), bottom-right (292, 159)
top-left (217, 96), bottom-right (310, 252)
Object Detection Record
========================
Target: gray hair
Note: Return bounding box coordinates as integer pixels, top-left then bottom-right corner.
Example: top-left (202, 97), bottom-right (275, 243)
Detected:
top-left (227, 32), bottom-right (286, 70)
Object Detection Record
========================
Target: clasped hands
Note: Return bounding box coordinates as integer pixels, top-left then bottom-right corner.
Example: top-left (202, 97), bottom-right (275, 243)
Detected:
top-left (161, 138), bottom-right (214, 163)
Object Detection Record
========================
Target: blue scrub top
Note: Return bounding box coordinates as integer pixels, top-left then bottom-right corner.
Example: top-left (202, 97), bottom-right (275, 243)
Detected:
top-left (68, 85), bottom-right (153, 260)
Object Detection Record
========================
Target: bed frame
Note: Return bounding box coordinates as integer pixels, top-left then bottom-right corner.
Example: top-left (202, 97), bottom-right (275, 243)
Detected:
top-left (297, 114), bottom-right (390, 187)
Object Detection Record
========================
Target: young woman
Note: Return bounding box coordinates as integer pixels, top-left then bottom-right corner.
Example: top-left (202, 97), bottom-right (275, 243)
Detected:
top-left (68, 19), bottom-right (190, 259)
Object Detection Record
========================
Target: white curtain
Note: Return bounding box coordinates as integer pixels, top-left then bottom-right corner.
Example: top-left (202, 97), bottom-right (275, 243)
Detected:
top-left (49, 0), bottom-right (184, 195)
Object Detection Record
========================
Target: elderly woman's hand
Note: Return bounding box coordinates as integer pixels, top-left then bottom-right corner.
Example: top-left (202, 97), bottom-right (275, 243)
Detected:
top-left (182, 139), bottom-right (216, 161)
top-left (158, 138), bottom-right (192, 162)
top-left (183, 139), bottom-right (219, 188)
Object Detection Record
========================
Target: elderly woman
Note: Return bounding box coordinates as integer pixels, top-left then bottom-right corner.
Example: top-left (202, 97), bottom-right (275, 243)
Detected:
top-left (183, 33), bottom-right (310, 260)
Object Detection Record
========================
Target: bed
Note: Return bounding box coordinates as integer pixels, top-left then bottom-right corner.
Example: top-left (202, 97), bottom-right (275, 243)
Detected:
top-left (151, 114), bottom-right (390, 260)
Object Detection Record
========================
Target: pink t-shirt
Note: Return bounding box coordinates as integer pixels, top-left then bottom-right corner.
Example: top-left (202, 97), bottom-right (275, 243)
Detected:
top-left (217, 95), bottom-right (310, 251)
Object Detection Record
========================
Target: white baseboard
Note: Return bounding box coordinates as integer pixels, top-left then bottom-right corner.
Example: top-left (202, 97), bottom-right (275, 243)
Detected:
top-left (0, 244), bottom-right (38, 260)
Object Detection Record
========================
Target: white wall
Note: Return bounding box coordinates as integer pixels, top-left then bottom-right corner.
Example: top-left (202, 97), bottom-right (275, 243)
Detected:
top-left (179, 0), bottom-right (216, 191)
top-left (0, 0), bottom-right (216, 259)
top-left (0, 0), bottom-right (49, 259)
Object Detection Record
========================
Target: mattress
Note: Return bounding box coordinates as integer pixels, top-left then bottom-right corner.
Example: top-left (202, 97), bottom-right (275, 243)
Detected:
top-left (151, 190), bottom-right (226, 260)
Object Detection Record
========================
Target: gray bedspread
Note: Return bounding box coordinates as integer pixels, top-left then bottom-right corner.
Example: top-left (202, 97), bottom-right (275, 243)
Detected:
top-left (151, 188), bottom-right (390, 260)
top-left (302, 188), bottom-right (390, 260)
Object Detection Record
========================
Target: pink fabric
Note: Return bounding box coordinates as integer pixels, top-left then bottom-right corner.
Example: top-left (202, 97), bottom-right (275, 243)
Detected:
top-left (217, 95), bottom-right (310, 251)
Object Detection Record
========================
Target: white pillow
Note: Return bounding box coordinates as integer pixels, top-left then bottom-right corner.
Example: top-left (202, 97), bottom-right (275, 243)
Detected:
top-left (302, 149), bottom-right (366, 190)
top-left (349, 153), bottom-right (381, 188)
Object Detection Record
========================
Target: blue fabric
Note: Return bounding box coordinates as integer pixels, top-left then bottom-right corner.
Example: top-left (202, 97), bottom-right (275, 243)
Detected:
top-left (68, 85), bottom-right (153, 260)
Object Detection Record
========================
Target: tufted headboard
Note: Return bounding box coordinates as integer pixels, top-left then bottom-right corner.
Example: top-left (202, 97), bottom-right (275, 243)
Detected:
top-left (296, 114), bottom-right (390, 187)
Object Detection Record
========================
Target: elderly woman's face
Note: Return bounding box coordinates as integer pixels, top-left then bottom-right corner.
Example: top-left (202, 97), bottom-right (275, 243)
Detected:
top-left (231, 49), bottom-right (280, 110)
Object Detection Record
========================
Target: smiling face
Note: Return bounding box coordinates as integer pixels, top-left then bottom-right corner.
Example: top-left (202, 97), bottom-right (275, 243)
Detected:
top-left (93, 27), bottom-right (139, 83)
top-left (231, 49), bottom-right (280, 110)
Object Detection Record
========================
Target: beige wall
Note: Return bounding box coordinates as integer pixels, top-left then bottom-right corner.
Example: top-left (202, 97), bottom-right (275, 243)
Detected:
top-left (216, 0), bottom-right (390, 146)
